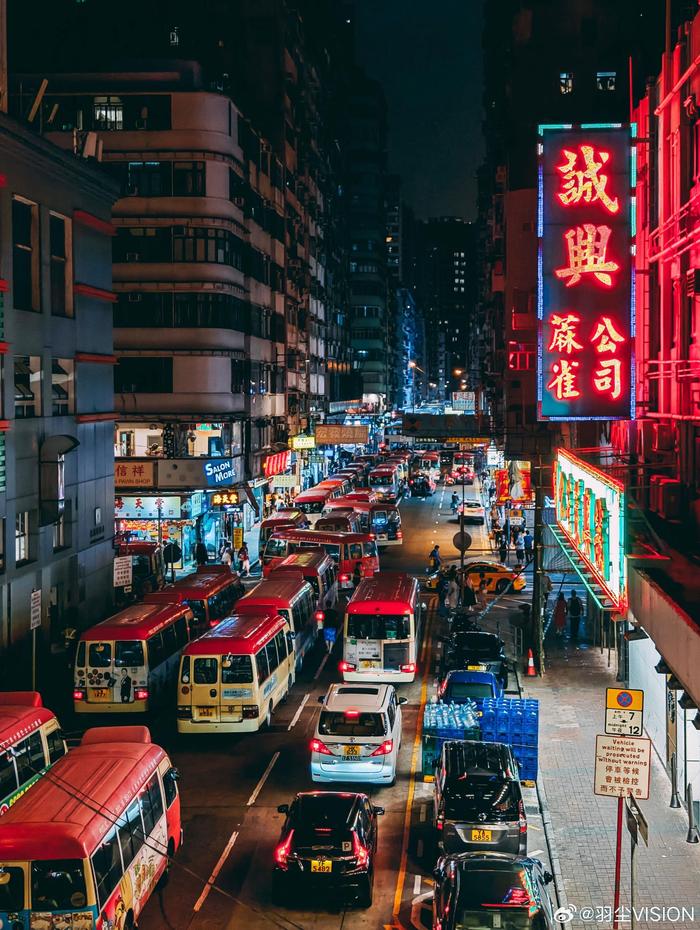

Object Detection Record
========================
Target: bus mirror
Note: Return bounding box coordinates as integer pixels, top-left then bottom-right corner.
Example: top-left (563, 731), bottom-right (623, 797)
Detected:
top-left (277, 804), bottom-right (289, 814)
top-left (398, 696), bottom-right (408, 705)
top-left (170, 767), bottom-right (181, 781)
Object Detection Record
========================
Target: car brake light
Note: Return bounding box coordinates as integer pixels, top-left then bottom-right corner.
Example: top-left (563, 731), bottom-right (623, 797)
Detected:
top-left (73, 688), bottom-right (86, 701)
top-left (344, 709), bottom-right (359, 718)
top-left (135, 687), bottom-right (149, 701)
top-left (339, 661), bottom-right (356, 673)
top-left (314, 610), bottom-right (325, 622)
top-left (401, 663), bottom-right (416, 673)
top-left (274, 829), bottom-right (294, 868)
top-left (397, 530), bottom-right (403, 538)
top-left (352, 832), bottom-right (369, 868)
top-left (370, 739), bottom-right (393, 757)
top-left (310, 738), bottom-right (333, 756)
top-left (243, 705), bottom-right (259, 719)
top-left (436, 811), bottom-right (445, 831)
top-left (339, 573), bottom-right (350, 582)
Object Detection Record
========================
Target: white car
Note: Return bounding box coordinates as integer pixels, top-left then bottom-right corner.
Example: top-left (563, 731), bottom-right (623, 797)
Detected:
top-left (310, 683), bottom-right (405, 785)
top-left (458, 500), bottom-right (486, 524)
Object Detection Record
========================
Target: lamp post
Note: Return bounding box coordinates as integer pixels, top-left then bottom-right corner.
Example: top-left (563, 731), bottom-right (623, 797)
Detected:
top-left (408, 360), bottom-right (423, 414)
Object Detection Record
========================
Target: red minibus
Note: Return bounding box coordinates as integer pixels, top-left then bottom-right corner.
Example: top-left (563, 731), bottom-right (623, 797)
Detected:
top-left (315, 508), bottom-right (363, 534)
top-left (0, 725), bottom-right (181, 930)
top-left (73, 602), bottom-right (193, 712)
top-left (114, 540), bottom-right (165, 602)
top-left (316, 477), bottom-right (352, 497)
top-left (341, 572), bottom-right (424, 683)
top-left (266, 549), bottom-right (338, 610)
top-left (291, 487), bottom-right (338, 525)
top-left (262, 529), bottom-right (380, 589)
top-left (259, 509), bottom-right (309, 551)
top-left (368, 464), bottom-right (400, 501)
top-left (236, 576), bottom-right (318, 668)
top-left (145, 567), bottom-right (245, 632)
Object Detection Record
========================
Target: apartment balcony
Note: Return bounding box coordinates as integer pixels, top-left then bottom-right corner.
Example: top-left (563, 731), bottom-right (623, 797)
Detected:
top-left (116, 391), bottom-right (247, 416)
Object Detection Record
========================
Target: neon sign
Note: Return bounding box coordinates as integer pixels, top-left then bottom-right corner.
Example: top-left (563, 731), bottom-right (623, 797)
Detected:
top-left (554, 448), bottom-right (626, 608)
top-left (538, 125), bottom-right (635, 421)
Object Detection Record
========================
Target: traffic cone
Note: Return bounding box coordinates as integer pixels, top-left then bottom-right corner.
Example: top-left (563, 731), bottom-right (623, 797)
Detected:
top-left (525, 649), bottom-right (537, 677)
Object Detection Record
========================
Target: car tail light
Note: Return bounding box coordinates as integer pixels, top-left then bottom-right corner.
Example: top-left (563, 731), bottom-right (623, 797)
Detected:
top-left (243, 705), bottom-right (259, 719)
top-left (436, 811), bottom-right (445, 831)
top-left (135, 687), bottom-right (149, 701)
top-left (401, 663), bottom-right (416, 674)
top-left (519, 800), bottom-right (527, 834)
top-left (344, 709), bottom-right (359, 718)
top-left (274, 830), bottom-right (294, 868)
top-left (209, 619), bottom-right (219, 628)
top-left (310, 738), bottom-right (333, 756)
top-left (397, 530), bottom-right (403, 538)
top-left (339, 573), bottom-right (350, 583)
top-left (352, 832), bottom-right (369, 868)
top-left (370, 739), bottom-right (393, 757)
top-left (73, 688), bottom-right (86, 702)
top-left (314, 610), bottom-right (325, 622)
top-left (339, 661), bottom-right (356, 673)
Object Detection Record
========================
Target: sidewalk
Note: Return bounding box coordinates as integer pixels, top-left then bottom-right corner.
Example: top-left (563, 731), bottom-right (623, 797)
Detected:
top-left (524, 636), bottom-right (700, 929)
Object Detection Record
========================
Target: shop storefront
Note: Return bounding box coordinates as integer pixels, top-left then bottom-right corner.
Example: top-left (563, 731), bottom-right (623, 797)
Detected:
top-left (115, 494), bottom-right (202, 570)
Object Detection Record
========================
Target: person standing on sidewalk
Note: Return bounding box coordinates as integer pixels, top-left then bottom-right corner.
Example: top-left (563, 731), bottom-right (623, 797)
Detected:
top-left (553, 592), bottom-right (567, 637)
top-left (446, 570), bottom-right (460, 611)
top-left (523, 530), bottom-right (534, 563)
top-left (195, 538), bottom-right (208, 566)
top-left (514, 535), bottom-right (525, 569)
top-left (498, 539), bottom-right (508, 565)
top-left (541, 572), bottom-right (553, 612)
top-left (238, 543), bottom-right (250, 576)
top-left (476, 576), bottom-right (489, 612)
top-left (567, 590), bottom-right (584, 640)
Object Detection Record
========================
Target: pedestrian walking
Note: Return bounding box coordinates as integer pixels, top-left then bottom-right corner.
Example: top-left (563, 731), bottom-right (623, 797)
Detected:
top-left (352, 561), bottom-right (363, 588)
top-left (477, 576), bottom-right (489, 612)
top-left (523, 530), bottom-right (534, 563)
top-left (553, 592), bottom-right (567, 636)
top-left (451, 492), bottom-right (459, 515)
top-left (446, 571), bottom-right (460, 610)
top-left (323, 621), bottom-right (337, 654)
top-left (437, 573), bottom-right (450, 618)
top-left (220, 540), bottom-right (233, 568)
top-left (429, 545), bottom-right (441, 571)
top-left (567, 590), bottom-right (584, 640)
top-left (462, 575), bottom-right (477, 611)
top-left (238, 543), bottom-right (250, 576)
top-left (541, 572), bottom-right (553, 612)
top-left (514, 537), bottom-right (525, 568)
top-left (195, 539), bottom-right (208, 566)
top-left (498, 539), bottom-right (508, 564)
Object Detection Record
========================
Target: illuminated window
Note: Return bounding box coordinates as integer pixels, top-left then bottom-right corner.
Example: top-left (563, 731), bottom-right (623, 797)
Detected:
top-left (93, 96), bottom-right (123, 130)
top-left (559, 72), bottom-right (573, 95)
top-left (596, 71), bottom-right (616, 92)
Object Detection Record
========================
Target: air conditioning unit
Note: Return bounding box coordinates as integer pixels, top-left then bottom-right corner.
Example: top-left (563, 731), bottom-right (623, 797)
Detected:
top-left (128, 293), bottom-right (142, 302)
top-left (685, 269), bottom-right (700, 295)
top-left (653, 422), bottom-right (675, 452)
top-left (637, 419), bottom-right (655, 459)
top-left (125, 252), bottom-right (140, 262)
top-left (657, 477), bottom-right (682, 520)
top-left (649, 473), bottom-right (665, 513)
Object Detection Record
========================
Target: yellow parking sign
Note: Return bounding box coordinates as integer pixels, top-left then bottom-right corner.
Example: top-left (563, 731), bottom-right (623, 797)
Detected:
top-left (606, 688), bottom-right (644, 712)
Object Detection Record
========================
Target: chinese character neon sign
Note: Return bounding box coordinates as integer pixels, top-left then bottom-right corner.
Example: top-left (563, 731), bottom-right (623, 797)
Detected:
top-left (538, 125), bottom-right (635, 421)
top-left (554, 448), bottom-right (626, 608)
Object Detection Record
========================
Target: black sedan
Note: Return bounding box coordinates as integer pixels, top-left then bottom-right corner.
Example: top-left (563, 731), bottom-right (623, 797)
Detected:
top-left (273, 791), bottom-right (383, 908)
top-left (432, 852), bottom-right (556, 930)
top-left (440, 630), bottom-right (509, 689)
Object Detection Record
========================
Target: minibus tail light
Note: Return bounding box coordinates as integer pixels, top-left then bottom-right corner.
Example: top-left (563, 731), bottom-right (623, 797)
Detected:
top-left (135, 687), bottom-right (149, 701)
top-left (243, 705), bottom-right (259, 719)
top-left (339, 661), bottom-right (356, 673)
top-left (73, 688), bottom-right (86, 702)
top-left (314, 610), bottom-right (325, 622)
top-left (401, 663), bottom-right (416, 674)
top-left (397, 530), bottom-right (403, 539)
top-left (339, 573), bottom-right (350, 583)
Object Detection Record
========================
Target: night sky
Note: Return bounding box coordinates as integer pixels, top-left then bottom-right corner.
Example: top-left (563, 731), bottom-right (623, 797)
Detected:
top-left (354, 0), bottom-right (484, 221)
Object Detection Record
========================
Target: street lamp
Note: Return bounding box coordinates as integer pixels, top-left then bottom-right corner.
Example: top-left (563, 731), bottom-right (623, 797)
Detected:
top-left (408, 360), bottom-right (423, 413)
top-left (453, 368), bottom-right (464, 376)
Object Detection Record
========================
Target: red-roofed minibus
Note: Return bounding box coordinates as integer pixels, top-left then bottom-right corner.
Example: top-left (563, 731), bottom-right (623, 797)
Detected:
top-left (73, 602), bottom-right (193, 713)
top-left (266, 550), bottom-right (338, 610)
top-left (0, 693), bottom-right (66, 815)
top-left (314, 508), bottom-right (363, 534)
top-left (262, 529), bottom-right (380, 590)
top-left (0, 725), bottom-right (181, 930)
top-left (177, 612), bottom-right (295, 732)
top-left (290, 487), bottom-right (338, 526)
top-left (258, 508), bottom-right (309, 552)
top-left (235, 575), bottom-right (318, 669)
top-left (322, 497), bottom-right (402, 544)
top-left (368, 464), bottom-right (400, 501)
top-left (341, 572), bottom-right (424, 683)
top-left (144, 566), bottom-right (245, 634)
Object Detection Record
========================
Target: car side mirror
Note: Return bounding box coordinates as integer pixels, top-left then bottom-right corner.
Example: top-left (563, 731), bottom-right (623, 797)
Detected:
top-left (421, 603), bottom-right (428, 611)
top-left (543, 870), bottom-right (554, 884)
top-left (317, 695), bottom-right (325, 704)
top-left (398, 696), bottom-right (408, 705)
top-left (374, 806), bottom-right (385, 815)
top-left (277, 804), bottom-right (289, 814)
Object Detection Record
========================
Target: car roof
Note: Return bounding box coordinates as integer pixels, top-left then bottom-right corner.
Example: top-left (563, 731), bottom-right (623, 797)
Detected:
top-left (448, 631), bottom-right (504, 649)
top-left (446, 852), bottom-right (541, 873)
top-left (323, 682), bottom-right (392, 711)
top-left (442, 739), bottom-right (515, 779)
top-left (291, 791), bottom-right (362, 825)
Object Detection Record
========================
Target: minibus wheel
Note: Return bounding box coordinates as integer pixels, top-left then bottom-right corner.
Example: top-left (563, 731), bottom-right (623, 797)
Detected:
top-left (264, 701), bottom-right (273, 729)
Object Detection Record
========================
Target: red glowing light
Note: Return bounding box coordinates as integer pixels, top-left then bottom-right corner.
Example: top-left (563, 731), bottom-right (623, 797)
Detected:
top-left (548, 313), bottom-right (583, 355)
top-left (546, 358), bottom-right (581, 400)
top-left (556, 145), bottom-right (620, 214)
top-left (555, 224), bottom-right (620, 288)
top-left (593, 357), bottom-right (623, 399)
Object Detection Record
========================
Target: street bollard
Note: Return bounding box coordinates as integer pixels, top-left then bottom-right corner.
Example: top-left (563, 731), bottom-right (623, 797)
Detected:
top-left (686, 784), bottom-right (700, 844)
top-left (670, 752), bottom-right (682, 808)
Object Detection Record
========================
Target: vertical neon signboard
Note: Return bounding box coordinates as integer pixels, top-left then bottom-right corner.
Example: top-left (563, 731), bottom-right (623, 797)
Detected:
top-left (537, 124), bottom-right (635, 420)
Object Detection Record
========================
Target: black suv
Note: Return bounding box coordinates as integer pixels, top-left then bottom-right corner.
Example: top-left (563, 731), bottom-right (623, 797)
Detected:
top-left (440, 630), bottom-right (509, 689)
top-left (273, 791), bottom-right (383, 907)
top-left (433, 852), bottom-right (556, 930)
top-left (434, 740), bottom-right (526, 855)
top-left (410, 474), bottom-right (434, 497)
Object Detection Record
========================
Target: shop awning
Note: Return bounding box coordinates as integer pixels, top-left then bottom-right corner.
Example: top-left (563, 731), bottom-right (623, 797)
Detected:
top-left (544, 524), bottom-right (617, 612)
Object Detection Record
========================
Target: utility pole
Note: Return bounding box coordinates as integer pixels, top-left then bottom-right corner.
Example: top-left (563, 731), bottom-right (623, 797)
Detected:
top-left (531, 453), bottom-right (545, 674)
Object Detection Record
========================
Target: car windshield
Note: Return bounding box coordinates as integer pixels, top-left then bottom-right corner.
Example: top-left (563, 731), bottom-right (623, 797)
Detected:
top-left (291, 794), bottom-right (355, 845)
top-left (297, 501), bottom-right (324, 514)
top-left (464, 502), bottom-right (482, 510)
top-left (454, 870), bottom-right (539, 928)
top-left (114, 640), bottom-right (145, 667)
top-left (347, 614), bottom-right (410, 640)
top-left (446, 681), bottom-right (496, 700)
top-left (319, 711), bottom-right (386, 737)
top-left (31, 859), bottom-right (87, 911)
top-left (221, 655), bottom-right (254, 683)
top-left (445, 779), bottom-right (519, 820)
top-left (0, 866), bottom-right (25, 910)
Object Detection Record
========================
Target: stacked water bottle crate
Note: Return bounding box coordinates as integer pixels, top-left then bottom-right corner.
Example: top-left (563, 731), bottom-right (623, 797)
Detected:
top-left (422, 701), bottom-right (480, 774)
top-left (479, 698), bottom-right (539, 782)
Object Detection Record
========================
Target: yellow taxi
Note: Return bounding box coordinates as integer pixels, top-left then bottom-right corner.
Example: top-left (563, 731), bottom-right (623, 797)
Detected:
top-left (424, 559), bottom-right (527, 595)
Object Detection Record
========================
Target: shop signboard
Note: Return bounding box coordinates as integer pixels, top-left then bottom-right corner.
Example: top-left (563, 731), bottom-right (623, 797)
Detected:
top-left (451, 391), bottom-right (477, 414)
top-left (263, 450), bottom-right (292, 478)
top-left (271, 475), bottom-right (298, 488)
top-left (315, 425), bottom-right (369, 445)
top-left (204, 458), bottom-right (238, 487)
top-left (114, 496), bottom-right (182, 520)
top-left (594, 734), bottom-right (651, 799)
top-left (30, 590), bottom-right (42, 631)
top-left (114, 461), bottom-right (155, 489)
top-left (494, 461), bottom-right (533, 503)
top-left (291, 434), bottom-right (317, 450)
top-left (209, 490), bottom-right (241, 507)
top-left (554, 447), bottom-right (626, 608)
top-left (537, 124), bottom-right (635, 421)
top-left (233, 527), bottom-right (244, 550)
top-left (189, 491), bottom-right (205, 518)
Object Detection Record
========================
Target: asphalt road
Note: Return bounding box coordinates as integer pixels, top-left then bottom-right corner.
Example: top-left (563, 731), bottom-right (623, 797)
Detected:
top-left (125, 484), bottom-right (551, 930)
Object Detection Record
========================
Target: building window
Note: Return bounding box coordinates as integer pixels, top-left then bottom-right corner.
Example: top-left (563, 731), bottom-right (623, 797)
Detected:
top-left (559, 72), bottom-right (573, 94)
top-left (173, 162), bottom-right (205, 196)
top-left (0, 519), bottom-right (5, 572)
top-left (12, 197), bottom-right (40, 312)
top-left (53, 503), bottom-right (71, 552)
top-left (14, 356), bottom-right (42, 418)
top-left (169, 26), bottom-right (180, 46)
top-left (93, 96), bottom-right (123, 130)
top-left (50, 214), bottom-right (73, 317)
top-left (15, 511), bottom-right (31, 565)
top-left (115, 357), bottom-right (173, 393)
top-left (52, 359), bottom-right (75, 416)
top-left (596, 71), bottom-right (616, 92)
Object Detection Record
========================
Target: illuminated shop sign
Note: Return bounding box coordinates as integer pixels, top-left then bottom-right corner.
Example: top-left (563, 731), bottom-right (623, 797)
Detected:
top-left (204, 458), bottom-right (237, 486)
top-left (263, 450), bottom-right (292, 478)
top-left (537, 124), bottom-right (635, 421)
top-left (554, 448), bottom-right (626, 607)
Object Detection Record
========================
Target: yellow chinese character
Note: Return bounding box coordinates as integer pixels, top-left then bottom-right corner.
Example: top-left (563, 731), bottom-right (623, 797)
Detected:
top-left (546, 359), bottom-right (581, 400)
top-left (555, 224), bottom-right (620, 287)
top-left (591, 316), bottom-right (625, 353)
top-left (593, 357), bottom-right (622, 400)
top-left (548, 313), bottom-right (583, 354)
top-left (557, 145), bottom-right (620, 214)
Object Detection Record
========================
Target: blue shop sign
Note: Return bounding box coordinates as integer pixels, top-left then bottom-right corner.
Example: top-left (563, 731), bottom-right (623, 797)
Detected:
top-left (204, 458), bottom-right (237, 486)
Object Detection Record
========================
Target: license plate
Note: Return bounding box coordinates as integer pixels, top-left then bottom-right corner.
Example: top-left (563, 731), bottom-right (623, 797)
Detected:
top-left (311, 859), bottom-right (332, 873)
top-left (471, 828), bottom-right (492, 842)
top-left (360, 659), bottom-right (379, 669)
top-left (378, 534), bottom-right (387, 540)
top-left (197, 706), bottom-right (214, 718)
top-left (467, 664), bottom-right (486, 671)
top-left (344, 745), bottom-right (361, 757)
top-left (89, 688), bottom-right (111, 702)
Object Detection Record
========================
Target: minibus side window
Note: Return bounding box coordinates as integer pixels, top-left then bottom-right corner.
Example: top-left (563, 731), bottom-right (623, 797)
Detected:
top-left (161, 624), bottom-right (178, 659)
top-left (180, 655), bottom-right (191, 683)
top-left (140, 778), bottom-right (158, 835)
top-left (265, 638), bottom-right (280, 673)
top-left (0, 750), bottom-right (17, 800)
top-left (75, 641), bottom-right (86, 668)
top-left (15, 731), bottom-right (45, 785)
top-left (291, 601), bottom-right (304, 634)
top-left (118, 798), bottom-right (144, 867)
top-left (163, 768), bottom-right (178, 808)
top-left (92, 826), bottom-right (123, 908)
top-left (46, 728), bottom-right (66, 764)
top-left (147, 775), bottom-right (164, 822)
top-left (274, 630), bottom-right (288, 659)
top-left (256, 646), bottom-right (270, 684)
top-left (148, 632), bottom-right (164, 668)
top-left (175, 616), bottom-right (189, 648)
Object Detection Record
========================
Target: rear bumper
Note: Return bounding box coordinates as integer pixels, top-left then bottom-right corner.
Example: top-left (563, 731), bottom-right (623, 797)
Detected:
top-left (74, 699), bottom-right (148, 713)
top-left (440, 826), bottom-right (525, 856)
top-left (275, 863), bottom-right (369, 892)
top-left (177, 717), bottom-right (260, 733)
top-left (311, 757), bottom-right (396, 784)
top-left (342, 669), bottom-right (415, 684)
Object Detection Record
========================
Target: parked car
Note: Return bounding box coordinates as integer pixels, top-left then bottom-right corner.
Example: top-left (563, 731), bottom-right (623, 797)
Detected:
top-left (410, 474), bottom-right (436, 497)
top-left (432, 852), bottom-right (556, 930)
top-left (437, 670), bottom-right (503, 704)
top-left (457, 500), bottom-right (485, 524)
top-left (447, 610), bottom-right (481, 635)
top-left (461, 559), bottom-right (527, 594)
top-left (440, 630), bottom-right (509, 689)
top-left (433, 740), bottom-right (526, 855)
top-left (273, 791), bottom-right (384, 907)
top-left (311, 683), bottom-right (406, 785)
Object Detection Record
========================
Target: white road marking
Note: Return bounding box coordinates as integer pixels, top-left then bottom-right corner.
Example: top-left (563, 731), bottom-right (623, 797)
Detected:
top-left (246, 751), bottom-right (280, 807)
top-left (529, 848), bottom-right (544, 856)
top-left (313, 651), bottom-right (331, 681)
top-left (288, 693), bottom-right (310, 730)
top-left (419, 804), bottom-right (427, 822)
top-left (193, 829), bottom-right (239, 911)
top-left (413, 874), bottom-right (422, 895)
top-left (416, 838), bottom-right (424, 857)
